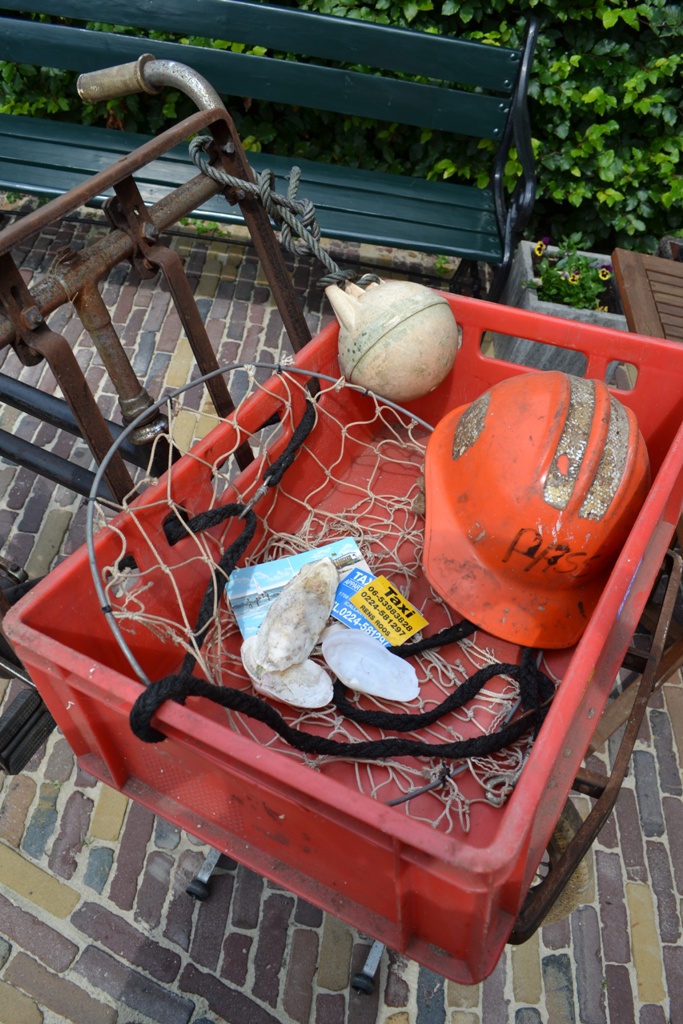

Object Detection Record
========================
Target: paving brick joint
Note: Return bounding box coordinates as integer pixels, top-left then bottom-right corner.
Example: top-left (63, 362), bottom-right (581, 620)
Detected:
top-left (1, 197), bottom-right (682, 1023)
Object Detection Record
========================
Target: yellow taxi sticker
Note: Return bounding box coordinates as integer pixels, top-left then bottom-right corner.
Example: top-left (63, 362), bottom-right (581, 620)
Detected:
top-left (349, 575), bottom-right (428, 645)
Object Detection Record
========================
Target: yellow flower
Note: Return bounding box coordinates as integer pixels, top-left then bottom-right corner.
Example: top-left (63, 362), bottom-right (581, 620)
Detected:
top-left (599, 267), bottom-right (611, 281)
top-left (534, 240), bottom-right (547, 256)
top-left (568, 272), bottom-right (580, 284)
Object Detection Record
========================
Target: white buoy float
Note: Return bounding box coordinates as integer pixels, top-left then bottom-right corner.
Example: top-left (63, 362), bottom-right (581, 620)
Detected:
top-left (326, 278), bottom-right (459, 402)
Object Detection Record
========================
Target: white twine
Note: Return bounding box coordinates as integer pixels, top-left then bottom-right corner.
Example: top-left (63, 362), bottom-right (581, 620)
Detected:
top-left (91, 366), bottom-right (544, 834)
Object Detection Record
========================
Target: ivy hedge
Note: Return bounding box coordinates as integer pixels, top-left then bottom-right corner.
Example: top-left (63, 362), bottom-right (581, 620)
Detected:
top-left (1, 0), bottom-right (681, 252)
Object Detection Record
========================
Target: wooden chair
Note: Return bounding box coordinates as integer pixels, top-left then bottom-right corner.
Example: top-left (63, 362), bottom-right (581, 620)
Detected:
top-left (587, 246), bottom-right (683, 755)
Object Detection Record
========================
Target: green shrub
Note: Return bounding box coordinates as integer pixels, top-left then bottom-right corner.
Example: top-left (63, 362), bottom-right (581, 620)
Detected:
top-left (295, 0), bottom-right (682, 252)
top-left (1, 1), bottom-right (681, 251)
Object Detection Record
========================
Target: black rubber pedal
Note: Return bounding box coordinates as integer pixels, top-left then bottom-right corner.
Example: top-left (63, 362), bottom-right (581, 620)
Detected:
top-left (0, 688), bottom-right (56, 774)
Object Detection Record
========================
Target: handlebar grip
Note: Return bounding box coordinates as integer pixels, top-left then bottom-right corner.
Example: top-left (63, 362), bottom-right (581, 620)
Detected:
top-left (77, 54), bottom-right (160, 103)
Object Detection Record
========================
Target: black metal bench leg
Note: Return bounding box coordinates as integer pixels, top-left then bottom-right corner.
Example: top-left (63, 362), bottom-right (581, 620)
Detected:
top-left (186, 847), bottom-right (238, 900)
top-left (351, 939), bottom-right (385, 994)
top-left (450, 258), bottom-right (487, 298)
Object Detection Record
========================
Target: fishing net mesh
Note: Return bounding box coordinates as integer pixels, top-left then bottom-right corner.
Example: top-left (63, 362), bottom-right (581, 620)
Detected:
top-left (91, 365), bottom-right (558, 835)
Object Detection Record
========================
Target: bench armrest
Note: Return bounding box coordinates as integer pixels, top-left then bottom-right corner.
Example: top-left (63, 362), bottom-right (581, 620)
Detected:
top-left (489, 16), bottom-right (540, 299)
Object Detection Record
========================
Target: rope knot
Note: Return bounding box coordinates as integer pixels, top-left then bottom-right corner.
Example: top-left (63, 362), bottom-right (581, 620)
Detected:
top-left (189, 135), bottom-right (345, 283)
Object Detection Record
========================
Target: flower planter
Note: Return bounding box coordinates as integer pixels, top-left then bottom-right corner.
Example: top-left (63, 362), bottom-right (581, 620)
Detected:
top-left (494, 241), bottom-right (628, 375)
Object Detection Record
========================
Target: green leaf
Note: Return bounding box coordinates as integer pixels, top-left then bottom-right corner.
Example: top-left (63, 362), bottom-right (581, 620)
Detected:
top-left (597, 187), bottom-right (625, 206)
top-left (621, 9), bottom-right (639, 29)
top-left (1, 1), bottom-right (678, 252)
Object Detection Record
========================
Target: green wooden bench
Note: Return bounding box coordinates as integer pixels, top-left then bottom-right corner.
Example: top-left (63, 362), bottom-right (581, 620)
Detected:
top-left (0, 1), bottom-right (539, 297)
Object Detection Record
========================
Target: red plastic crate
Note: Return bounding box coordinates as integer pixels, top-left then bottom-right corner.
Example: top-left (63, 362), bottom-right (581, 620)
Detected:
top-left (6, 293), bottom-right (683, 984)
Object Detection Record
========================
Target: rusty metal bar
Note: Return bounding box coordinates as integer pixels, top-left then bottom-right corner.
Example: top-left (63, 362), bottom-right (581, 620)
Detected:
top-left (508, 548), bottom-right (682, 944)
top-left (79, 55), bottom-right (312, 353)
top-left (570, 768), bottom-right (607, 800)
top-left (586, 636), bottom-right (683, 754)
top-left (204, 123), bottom-right (313, 354)
top-left (105, 174), bottom-right (253, 470)
top-left (24, 325), bottom-right (135, 504)
top-left (0, 253), bottom-right (135, 503)
top-left (72, 279), bottom-right (166, 442)
top-left (0, 108), bottom-right (225, 262)
top-left (0, 170), bottom-right (224, 351)
top-left (0, 61), bottom-right (315, 510)
top-left (586, 613), bottom-right (683, 756)
top-left (107, 176), bottom-right (234, 420)
top-left (0, 111), bottom-right (312, 357)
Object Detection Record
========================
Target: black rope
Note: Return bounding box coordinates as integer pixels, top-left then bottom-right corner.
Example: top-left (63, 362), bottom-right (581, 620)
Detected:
top-left (330, 648), bottom-right (553, 734)
top-left (163, 505), bottom-right (257, 665)
top-left (164, 503), bottom-right (245, 546)
top-left (389, 620), bottom-right (477, 658)
top-left (130, 601), bottom-right (554, 757)
top-left (516, 647), bottom-right (553, 737)
top-left (261, 400), bottom-right (316, 488)
top-left (130, 668), bottom-right (552, 757)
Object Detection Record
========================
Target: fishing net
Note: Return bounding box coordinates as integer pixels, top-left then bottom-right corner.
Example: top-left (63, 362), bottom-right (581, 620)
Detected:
top-left (88, 363), bottom-right (558, 835)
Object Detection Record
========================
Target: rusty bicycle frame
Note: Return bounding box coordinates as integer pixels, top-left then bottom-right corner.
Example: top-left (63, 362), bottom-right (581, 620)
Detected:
top-left (0, 57), bottom-right (312, 507)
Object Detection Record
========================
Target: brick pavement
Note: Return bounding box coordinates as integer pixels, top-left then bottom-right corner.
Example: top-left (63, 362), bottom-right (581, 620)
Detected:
top-left (1, 199), bottom-right (683, 1023)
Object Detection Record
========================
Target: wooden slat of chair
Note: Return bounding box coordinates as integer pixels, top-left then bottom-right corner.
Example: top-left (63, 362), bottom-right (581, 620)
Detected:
top-left (613, 246), bottom-right (683, 551)
top-left (612, 248), bottom-right (683, 343)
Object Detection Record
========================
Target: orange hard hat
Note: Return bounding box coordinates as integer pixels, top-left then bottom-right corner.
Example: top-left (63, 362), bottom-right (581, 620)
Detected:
top-left (423, 371), bottom-right (650, 649)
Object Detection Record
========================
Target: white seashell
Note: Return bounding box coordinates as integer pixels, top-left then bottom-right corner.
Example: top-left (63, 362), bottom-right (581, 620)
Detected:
top-left (322, 629), bottom-right (419, 702)
top-left (254, 557), bottom-right (338, 672)
top-left (319, 622), bottom-right (347, 643)
top-left (241, 635), bottom-right (333, 709)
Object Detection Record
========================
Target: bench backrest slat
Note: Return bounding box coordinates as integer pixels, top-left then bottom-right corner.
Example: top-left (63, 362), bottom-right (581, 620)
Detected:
top-left (0, 19), bottom-right (511, 138)
top-left (0, 0), bottom-right (521, 93)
